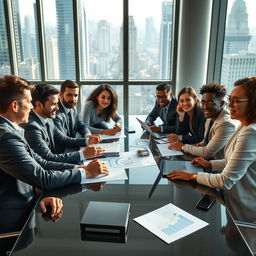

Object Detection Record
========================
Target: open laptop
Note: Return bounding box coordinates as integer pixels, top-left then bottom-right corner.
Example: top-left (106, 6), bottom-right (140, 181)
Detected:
top-left (136, 117), bottom-right (166, 139)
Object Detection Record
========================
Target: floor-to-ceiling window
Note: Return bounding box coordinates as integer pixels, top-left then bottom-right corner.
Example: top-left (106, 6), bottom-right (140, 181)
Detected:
top-left (0, 0), bottom-right (176, 122)
top-left (220, 0), bottom-right (256, 92)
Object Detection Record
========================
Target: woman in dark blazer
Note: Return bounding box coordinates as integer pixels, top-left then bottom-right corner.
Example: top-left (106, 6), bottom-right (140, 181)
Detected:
top-left (167, 86), bottom-right (206, 144)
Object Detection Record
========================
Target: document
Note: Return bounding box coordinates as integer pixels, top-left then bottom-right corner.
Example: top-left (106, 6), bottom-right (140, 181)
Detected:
top-left (156, 143), bottom-right (184, 157)
top-left (134, 203), bottom-right (208, 244)
top-left (81, 168), bottom-right (127, 184)
top-left (84, 150), bottom-right (156, 169)
top-left (93, 142), bottom-right (120, 156)
top-left (162, 160), bottom-right (203, 176)
top-left (100, 131), bottom-right (126, 140)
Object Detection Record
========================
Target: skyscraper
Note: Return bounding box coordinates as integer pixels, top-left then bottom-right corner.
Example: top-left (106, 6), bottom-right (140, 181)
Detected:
top-left (159, 1), bottom-right (173, 79)
top-left (221, 0), bottom-right (256, 91)
top-left (0, 0), bottom-right (10, 75)
top-left (56, 0), bottom-right (75, 79)
top-left (145, 17), bottom-right (156, 49)
top-left (97, 20), bottom-right (110, 77)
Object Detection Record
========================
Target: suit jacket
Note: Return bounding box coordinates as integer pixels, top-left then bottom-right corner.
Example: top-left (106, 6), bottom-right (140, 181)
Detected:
top-left (23, 111), bottom-right (86, 164)
top-left (0, 117), bottom-right (81, 205)
top-left (176, 108), bottom-right (206, 144)
top-left (197, 123), bottom-right (256, 214)
top-left (54, 102), bottom-right (90, 138)
top-left (183, 109), bottom-right (237, 159)
top-left (145, 97), bottom-right (178, 133)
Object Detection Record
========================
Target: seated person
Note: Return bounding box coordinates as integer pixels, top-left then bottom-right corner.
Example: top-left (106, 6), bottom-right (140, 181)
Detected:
top-left (167, 77), bottom-right (256, 213)
top-left (167, 86), bottom-right (206, 144)
top-left (169, 83), bottom-right (237, 159)
top-left (0, 75), bottom-right (108, 198)
top-left (23, 83), bottom-right (105, 164)
top-left (82, 84), bottom-right (122, 135)
top-left (54, 80), bottom-right (100, 152)
top-left (145, 83), bottom-right (177, 133)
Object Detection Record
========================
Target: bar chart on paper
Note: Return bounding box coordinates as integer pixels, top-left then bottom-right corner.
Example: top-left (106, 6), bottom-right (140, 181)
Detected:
top-left (134, 203), bottom-right (208, 244)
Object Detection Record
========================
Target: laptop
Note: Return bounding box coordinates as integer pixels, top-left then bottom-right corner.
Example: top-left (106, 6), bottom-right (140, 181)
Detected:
top-left (136, 117), bottom-right (166, 139)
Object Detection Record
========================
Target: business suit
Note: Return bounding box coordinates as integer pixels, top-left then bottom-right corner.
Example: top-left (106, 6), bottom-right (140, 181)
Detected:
top-left (54, 102), bottom-right (90, 138)
top-left (145, 97), bottom-right (178, 133)
top-left (0, 117), bottom-right (81, 205)
top-left (197, 124), bottom-right (256, 213)
top-left (23, 111), bottom-right (86, 164)
top-left (176, 108), bottom-right (206, 144)
top-left (183, 109), bottom-right (237, 159)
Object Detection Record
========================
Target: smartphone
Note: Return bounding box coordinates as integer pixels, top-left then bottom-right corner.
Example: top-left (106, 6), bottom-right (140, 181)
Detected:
top-left (125, 126), bottom-right (135, 134)
top-left (196, 195), bottom-right (215, 211)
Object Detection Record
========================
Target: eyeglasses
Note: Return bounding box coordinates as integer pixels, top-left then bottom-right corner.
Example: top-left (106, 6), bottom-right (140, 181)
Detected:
top-left (156, 95), bottom-right (168, 99)
top-left (228, 97), bottom-right (249, 104)
top-left (200, 100), bottom-right (216, 107)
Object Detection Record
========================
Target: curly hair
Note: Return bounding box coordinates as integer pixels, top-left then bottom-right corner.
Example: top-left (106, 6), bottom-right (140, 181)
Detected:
top-left (86, 84), bottom-right (118, 122)
top-left (200, 82), bottom-right (226, 99)
top-left (234, 77), bottom-right (256, 124)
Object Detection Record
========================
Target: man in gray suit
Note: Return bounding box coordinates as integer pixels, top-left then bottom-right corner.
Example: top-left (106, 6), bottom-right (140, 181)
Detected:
top-left (54, 80), bottom-right (100, 153)
top-left (145, 83), bottom-right (177, 133)
top-left (0, 75), bottom-right (108, 200)
top-left (23, 83), bottom-right (105, 164)
top-left (169, 83), bottom-right (237, 159)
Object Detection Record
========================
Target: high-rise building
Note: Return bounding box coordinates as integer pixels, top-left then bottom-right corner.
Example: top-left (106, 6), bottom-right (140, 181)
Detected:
top-left (159, 1), bottom-right (173, 79)
top-left (128, 16), bottom-right (138, 78)
top-left (221, 0), bottom-right (256, 91)
top-left (79, 1), bottom-right (89, 79)
top-left (55, 0), bottom-right (75, 79)
top-left (97, 20), bottom-right (110, 77)
top-left (145, 17), bottom-right (156, 49)
top-left (12, 0), bottom-right (23, 63)
top-left (45, 36), bottom-right (59, 79)
top-left (0, 0), bottom-right (10, 74)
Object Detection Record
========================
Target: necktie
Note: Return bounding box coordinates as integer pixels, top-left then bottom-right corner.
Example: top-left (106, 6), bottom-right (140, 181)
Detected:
top-left (204, 120), bottom-right (214, 145)
top-left (45, 122), bottom-right (55, 151)
top-left (67, 111), bottom-right (74, 137)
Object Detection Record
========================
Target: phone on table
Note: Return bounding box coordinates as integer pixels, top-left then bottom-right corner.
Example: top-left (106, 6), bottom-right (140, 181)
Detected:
top-left (196, 194), bottom-right (215, 211)
top-left (125, 126), bottom-right (135, 133)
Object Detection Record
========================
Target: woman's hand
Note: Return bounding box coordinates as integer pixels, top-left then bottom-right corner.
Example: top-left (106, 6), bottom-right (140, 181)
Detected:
top-left (113, 124), bottom-right (122, 132)
top-left (167, 170), bottom-right (197, 182)
top-left (168, 141), bottom-right (183, 151)
top-left (176, 103), bottom-right (185, 121)
top-left (102, 128), bottom-right (118, 135)
top-left (192, 157), bottom-right (212, 168)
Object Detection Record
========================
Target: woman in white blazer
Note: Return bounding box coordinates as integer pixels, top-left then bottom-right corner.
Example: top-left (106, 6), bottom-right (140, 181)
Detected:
top-left (167, 77), bottom-right (256, 213)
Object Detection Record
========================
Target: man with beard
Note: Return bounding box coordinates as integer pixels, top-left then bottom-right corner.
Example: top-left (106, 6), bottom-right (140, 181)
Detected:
top-left (54, 80), bottom-right (101, 153)
top-left (23, 83), bottom-right (105, 164)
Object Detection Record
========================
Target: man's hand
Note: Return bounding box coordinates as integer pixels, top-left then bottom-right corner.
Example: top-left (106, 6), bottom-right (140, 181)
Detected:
top-left (145, 121), bottom-right (152, 126)
top-left (83, 145), bottom-right (105, 159)
top-left (167, 133), bottom-right (179, 142)
top-left (83, 159), bottom-right (109, 178)
top-left (101, 128), bottom-right (118, 136)
top-left (39, 197), bottom-right (63, 218)
top-left (192, 157), bottom-right (212, 168)
top-left (88, 134), bottom-right (101, 145)
top-left (168, 141), bottom-right (184, 151)
top-left (150, 126), bottom-right (161, 132)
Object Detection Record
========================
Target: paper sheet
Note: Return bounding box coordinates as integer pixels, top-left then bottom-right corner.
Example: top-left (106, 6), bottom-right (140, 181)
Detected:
top-left (84, 150), bottom-right (156, 169)
top-left (100, 131), bottom-right (126, 140)
top-left (134, 203), bottom-right (208, 244)
top-left (93, 142), bottom-right (120, 153)
top-left (81, 168), bottom-right (127, 184)
top-left (156, 143), bottom-right (184, 157)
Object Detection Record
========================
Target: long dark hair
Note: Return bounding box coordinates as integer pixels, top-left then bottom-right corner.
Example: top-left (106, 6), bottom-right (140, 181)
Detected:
top-left (87, 84), bottom-right (118, 122)
top-left (234, 77), bottom-right (256, 124)
top-left (178, 86), bottom-right (201, 131)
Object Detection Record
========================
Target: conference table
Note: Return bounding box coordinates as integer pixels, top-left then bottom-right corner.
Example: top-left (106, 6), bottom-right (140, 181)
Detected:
top-left (6, 117), bottom-right (255, 256)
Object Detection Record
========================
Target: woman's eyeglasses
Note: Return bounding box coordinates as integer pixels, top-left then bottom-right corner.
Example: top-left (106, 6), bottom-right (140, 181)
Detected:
top-left (228, 97), bottom-right (249, 104)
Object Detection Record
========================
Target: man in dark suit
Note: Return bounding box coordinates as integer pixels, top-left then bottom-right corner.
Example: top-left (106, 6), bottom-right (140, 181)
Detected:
top-left (0, 75), bottom-right (109, 202)
top-left (54, 80), bottom-right (101, 153)
top-left (23, 83), bottom-right (105, 164)
top-left (145, 83), bottom-right (177, 133)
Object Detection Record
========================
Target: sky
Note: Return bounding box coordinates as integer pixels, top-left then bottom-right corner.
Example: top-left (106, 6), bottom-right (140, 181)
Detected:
top-left (18, 0), bottom-right (256, 31)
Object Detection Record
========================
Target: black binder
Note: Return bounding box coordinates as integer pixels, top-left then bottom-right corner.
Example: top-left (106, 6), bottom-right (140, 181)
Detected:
top-left (80, 201), bottom-right (130, 235)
